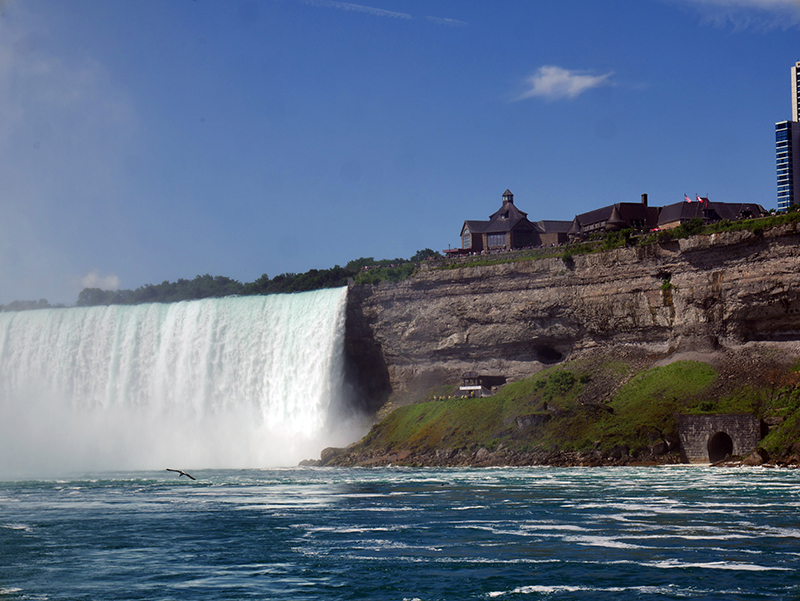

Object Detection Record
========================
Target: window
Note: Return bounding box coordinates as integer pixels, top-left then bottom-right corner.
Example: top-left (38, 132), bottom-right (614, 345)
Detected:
top-left (462, 232), bottom-right (471, 249)
top-left (487, 233), bottom-right (506, 248)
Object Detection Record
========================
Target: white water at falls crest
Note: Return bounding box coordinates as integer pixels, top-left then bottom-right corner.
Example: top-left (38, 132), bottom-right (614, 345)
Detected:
top-left (0, 288), bottom-right (354, 476)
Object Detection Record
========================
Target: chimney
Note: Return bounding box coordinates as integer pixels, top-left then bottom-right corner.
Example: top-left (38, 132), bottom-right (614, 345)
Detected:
top-left (641, 193), bottom-right (648, 206)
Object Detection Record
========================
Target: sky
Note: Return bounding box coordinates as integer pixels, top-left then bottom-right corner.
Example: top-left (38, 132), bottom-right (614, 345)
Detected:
top-left (0, 0), bottom-right (798, 305)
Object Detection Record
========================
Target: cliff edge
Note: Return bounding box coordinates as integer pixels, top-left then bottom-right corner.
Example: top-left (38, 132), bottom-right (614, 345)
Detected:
top-left (345, 224), bottom-right (800, 407)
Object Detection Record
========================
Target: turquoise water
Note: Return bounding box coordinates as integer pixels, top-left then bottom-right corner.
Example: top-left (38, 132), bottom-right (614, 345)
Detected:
top-left (1, 466), bottom-right (798, 600)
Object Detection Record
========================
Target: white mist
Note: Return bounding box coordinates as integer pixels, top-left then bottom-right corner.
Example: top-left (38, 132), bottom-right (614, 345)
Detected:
top-left (0, 288), bottom-right (356, 477)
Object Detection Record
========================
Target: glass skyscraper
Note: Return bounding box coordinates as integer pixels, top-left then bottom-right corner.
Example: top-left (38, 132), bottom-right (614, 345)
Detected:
top-left (793, 61), bottom-right (800, 122)
top-left (776, 121), bottom-right (797, 211)
top-left (776, 62), bottom-right (800, 212)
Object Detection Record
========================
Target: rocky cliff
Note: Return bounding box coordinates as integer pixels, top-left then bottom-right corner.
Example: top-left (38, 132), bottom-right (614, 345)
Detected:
top-left (344, 224), bottom-right (800, 406)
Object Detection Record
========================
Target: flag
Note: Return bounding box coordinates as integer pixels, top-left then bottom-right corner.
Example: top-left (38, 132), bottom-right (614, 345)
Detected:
top-left (684, 194), bottom-right (692, 203)
top-left (696, 194), bottom-right (702, 202)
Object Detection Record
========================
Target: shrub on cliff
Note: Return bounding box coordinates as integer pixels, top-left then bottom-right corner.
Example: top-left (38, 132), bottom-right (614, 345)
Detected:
top-left (602, 228), bottom-right (637, 250)
top-left (542, 371), bottom-right (576, 403)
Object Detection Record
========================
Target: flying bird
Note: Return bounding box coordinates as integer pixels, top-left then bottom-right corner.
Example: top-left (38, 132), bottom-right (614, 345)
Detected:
top-left (166, 468), bottom-right (196, 481)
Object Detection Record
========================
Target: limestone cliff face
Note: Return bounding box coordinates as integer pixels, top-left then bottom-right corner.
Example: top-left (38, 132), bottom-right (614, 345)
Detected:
top-left (344, 224), bottom-right (800, 398)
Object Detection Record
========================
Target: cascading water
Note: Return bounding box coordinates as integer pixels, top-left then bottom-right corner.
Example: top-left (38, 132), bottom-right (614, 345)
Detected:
top-left (0, 287), bottom-right (357, 477)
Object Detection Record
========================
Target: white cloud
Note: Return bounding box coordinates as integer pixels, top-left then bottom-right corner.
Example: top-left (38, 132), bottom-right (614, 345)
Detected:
top-left (296, 1), bottom-right (469, 26)
top-left (517, 66), bottom-right (614, 101)
top-left (80, 270), bottom-right (121, 291)
top-left (670, 0), bottom-right (800, 29)
top-left (425, 16), bottom-right (468, 27)
top-left (299, 0), bottom-right (412, 20)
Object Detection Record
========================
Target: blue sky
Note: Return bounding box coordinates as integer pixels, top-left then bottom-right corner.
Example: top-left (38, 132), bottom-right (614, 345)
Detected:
top-left (0, 0), bottom-right (798, 304)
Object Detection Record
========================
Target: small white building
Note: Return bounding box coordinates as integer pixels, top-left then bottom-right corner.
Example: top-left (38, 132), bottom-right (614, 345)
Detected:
top-left (459, 372), bottom-right (504, 398)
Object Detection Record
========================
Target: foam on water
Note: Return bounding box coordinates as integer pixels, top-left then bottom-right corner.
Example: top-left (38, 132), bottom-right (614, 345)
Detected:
top-left (0, 289), bottom-right (355, 476)
top-left (644, 559), bottom-right (792, 571)
top-left (487, 584), bottom-right (738, 597)
top-left (2, 467), bottom-right (798, 599)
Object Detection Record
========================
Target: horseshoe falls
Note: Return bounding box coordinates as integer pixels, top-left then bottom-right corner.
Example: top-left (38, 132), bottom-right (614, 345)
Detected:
top-left (0, 288), bottom-right (355, 477)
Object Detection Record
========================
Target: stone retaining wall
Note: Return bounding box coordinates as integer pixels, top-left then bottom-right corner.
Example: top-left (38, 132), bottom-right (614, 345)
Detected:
top-left (678, 413), bottom-right (762, 463)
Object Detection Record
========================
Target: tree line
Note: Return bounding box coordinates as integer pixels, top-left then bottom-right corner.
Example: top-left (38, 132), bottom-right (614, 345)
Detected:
top-left (0, 249), bottom-right (442, 311)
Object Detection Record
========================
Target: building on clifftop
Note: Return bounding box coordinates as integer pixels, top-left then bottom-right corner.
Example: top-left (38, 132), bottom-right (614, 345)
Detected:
top-left (568, 194), bottom-right (660, 239)
top-left (535, 220), bottom-right (573, 246)
top-left (452, 190), bottom-right (543, 254)
top-left (775, 61), bottom-right (800, 211)
top-left (657, 198), bottom-right (766, 230)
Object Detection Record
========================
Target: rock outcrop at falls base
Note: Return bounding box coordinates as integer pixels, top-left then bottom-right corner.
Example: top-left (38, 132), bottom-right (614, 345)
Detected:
top-left (344, 224), bottom-right (800, 401)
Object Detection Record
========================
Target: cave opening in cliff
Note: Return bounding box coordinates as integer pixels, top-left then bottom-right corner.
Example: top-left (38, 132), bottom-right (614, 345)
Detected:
top-left (707, 431), bottom-right (734, 463)
top-left (536, 345), bottom-right (563, 364)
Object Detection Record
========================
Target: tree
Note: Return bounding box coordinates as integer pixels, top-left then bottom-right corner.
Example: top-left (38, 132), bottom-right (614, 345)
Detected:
top-left (409, 248), bottom-right (442, 262)
top-left (678, 217), bottom-right (704, 237)
top-left (77, 288), bottom-right (114, 307)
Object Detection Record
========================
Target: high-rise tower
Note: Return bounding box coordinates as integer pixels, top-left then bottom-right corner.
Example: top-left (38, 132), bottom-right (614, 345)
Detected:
top-left (776, 61), bottom-right (800, 211)
top-left (792, 61), bottom-right (800, 122)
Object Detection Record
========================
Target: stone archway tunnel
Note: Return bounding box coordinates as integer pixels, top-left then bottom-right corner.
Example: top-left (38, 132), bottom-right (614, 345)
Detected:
top-left (678, 414), bottom-right (762, 463)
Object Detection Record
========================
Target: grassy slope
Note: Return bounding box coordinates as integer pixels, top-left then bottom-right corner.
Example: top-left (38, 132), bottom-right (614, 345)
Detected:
top-left (346, 218), bottom-right (800, 463)
top-left (349, 354), bottom-right (800, 461)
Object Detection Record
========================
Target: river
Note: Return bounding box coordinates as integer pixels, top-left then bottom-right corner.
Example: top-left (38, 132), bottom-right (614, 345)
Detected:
top-left (1, 466), bottom-right (797, 600)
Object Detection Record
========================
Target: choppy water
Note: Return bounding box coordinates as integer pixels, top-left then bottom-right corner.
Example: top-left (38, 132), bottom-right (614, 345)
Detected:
top-left (1, 466), bottom-right (798, 600)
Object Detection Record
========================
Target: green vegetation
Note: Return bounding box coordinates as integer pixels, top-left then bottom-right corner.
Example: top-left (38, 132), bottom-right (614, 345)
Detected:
top-left (351, 358), bottom-right (800, 461)
top-left (10, 205), bottom-right (800, 311)
top-left (359, 364), bottom-right (591, 455)
top-left (601, 228), bottom-right (635, 250)
top-left (76, 274), bottom-right (246, 306)
top-left (440, 247), bottom-right (566, 271)
top-left (0, 299), bottom-right (65, 312)
top-left (758, 379), bottom-right (800, 455)
top-left (584, 361), bottom-right (718, 450)
top-left (0, 249), bottom-right (443, 310)
top-left (443, 208), bottom-right (800, 273)
top-left (71, 248), bottom-right (442, 308)
top-left (11, 206), bottom-right (800, 311)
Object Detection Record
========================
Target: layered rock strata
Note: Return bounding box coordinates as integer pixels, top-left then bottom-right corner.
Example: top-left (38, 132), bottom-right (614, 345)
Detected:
top-left (344, 224), bottom-right (800, 400)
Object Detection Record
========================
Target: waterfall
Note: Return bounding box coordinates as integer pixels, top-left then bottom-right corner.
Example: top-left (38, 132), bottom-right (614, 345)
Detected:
top-left (0, 288), bottom-right (355, 476)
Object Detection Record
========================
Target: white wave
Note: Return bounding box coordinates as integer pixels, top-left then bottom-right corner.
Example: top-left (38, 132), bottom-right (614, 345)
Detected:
top-left (1, 523), bottom-right (31, 532)
top-left (564, 535), bottom-right (651, 549)
top-left (520, 522), bottom-right (586, 531)
top-left (488, 585), bottom-right (590, 596)
top-left (635, 533), bottom-right (750, 541)
top-left (315, 553), bottom-right (560, 565)
top-left (305, 525), bottom-right (393, 534)
top-left (566, 502), bottom-right (692, 514)
top-left (452, 524), bottom-right (551, 537)
top-left (646, 559), bottom-right (791, 571)
top-left (487, 584), bottom-right (734, 597)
